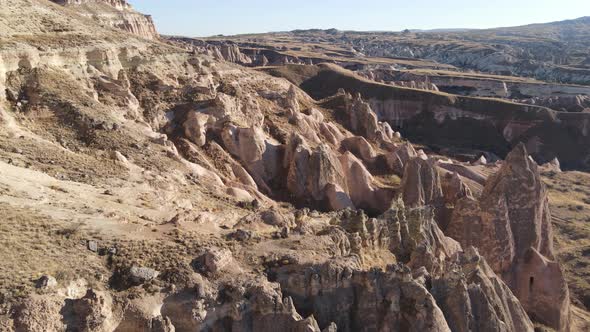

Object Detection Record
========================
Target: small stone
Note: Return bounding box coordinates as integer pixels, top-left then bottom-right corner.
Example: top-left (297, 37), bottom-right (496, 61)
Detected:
top-left (11, 147), bottom-right (23, 154)
top-left (151, 316), bottom-right (175, 332)
top-left (473, 155), bottom-right (487, 166)
top-left (322, 322), bottom-right (338, 332)
top-left (280, 226), bottom-right (289, 239)
top-left (36, 275), bottom-right (57, 289)
top-left (87, 240), bottom-right (98, 252)
top-left (129, 266), bottom-right (159, 284)
top-left (227, 229), bottom-right (253, 242)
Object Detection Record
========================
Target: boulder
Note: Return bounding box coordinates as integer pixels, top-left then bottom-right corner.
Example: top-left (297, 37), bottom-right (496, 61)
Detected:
top-left (199, 248), bottom-right (234, 274)
top-left (129, 266), bottom-right (160, 284)
top-left (226, 187), bottom-right (253, 202)
top-left (340, 136), bottom-right (376, 162)
top-left (183, 111), bottom-right (212, 147)
top-left (473, 155), bottom-right (488, 166)
top-left (36, 275), bottom-right (57, 289)
top-left (260, 209), bottom-right (294, 228)
top-left (111, 151), bottom-right (130, 168)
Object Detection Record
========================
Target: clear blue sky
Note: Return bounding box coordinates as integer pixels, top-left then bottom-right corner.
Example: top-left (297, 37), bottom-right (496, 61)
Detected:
top-left (129, 0), bottom-right (590, 37)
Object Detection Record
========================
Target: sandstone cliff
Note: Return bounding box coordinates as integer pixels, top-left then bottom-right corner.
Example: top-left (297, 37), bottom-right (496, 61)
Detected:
top-left (50, 0), bottom-right (159, 40)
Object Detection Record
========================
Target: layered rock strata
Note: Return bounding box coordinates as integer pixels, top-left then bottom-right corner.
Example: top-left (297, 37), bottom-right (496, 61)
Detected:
top-left (50, 0), bottom-right (159, 40)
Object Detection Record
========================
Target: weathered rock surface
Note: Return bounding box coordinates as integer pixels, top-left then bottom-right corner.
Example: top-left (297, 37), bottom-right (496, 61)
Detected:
top-left (263, 204), bottom-right (531, 332)
top-left (447, 143), bottom-right (571, 331)
top-left (36, 275), bottom-right (58, 289)
top-left (161, 278), bottom-right (323, 332)
top-left (62, 289), bottom-right (115, 332)
top-left (400, 157), bottom-right (443, 208)
top-left (281, 63), bottom-right (590, 171)
top-left (128, 266), bottom-right (160, 285)
top-left (206, 43), bottom-right (254, 64)
top-left (198, 248), bottom-right (235, 274)
top-left (273, 258), bottom-right (452, 332)
top-left (516, 94), bottom-right (590, 113)
top-left (432, 247), bottom-right (534, 332)
top-left (386, 142), bottom-right (418, 176)
top-left (541, 157), bottom-right (562, 173)
top-left (0, 1), bottom-right (582, 331)
top-left (50, 0), bottom-right (159, 39)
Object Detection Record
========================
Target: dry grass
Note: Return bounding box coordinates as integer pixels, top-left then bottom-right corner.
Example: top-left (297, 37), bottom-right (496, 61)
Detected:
top-left (0, 204), bottom-right (106, 301)
top-left (543, 171), bottom-right (590, 310)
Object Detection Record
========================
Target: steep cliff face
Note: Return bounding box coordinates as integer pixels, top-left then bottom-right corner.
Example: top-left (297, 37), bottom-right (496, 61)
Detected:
top-left (49, 0), bottom-right (158, 40)
top-left (366, 69), bottom-right (590, 106)
top-left (273, 63), bottom-right (590, 171)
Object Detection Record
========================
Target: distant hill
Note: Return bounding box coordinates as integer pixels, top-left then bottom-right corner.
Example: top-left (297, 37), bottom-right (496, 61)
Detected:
top-left (225, 17), bottom-right (590, 85)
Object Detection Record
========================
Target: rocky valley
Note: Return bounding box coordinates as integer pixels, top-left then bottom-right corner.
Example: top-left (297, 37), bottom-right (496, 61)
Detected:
top-left (0, 1), bottom-right (589, 331)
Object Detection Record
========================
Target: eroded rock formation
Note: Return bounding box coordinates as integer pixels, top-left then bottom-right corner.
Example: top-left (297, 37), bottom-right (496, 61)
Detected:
top-left (0, 1), bottom-right (581, 331)
top-left (50, 0), bottom-right (159, 39)
top-left (432, 247), bottom-right (534, 332)
top-left (447, 144), bottom-right (571, 331)
top-left (273, 258), bottom-right (452, 332)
